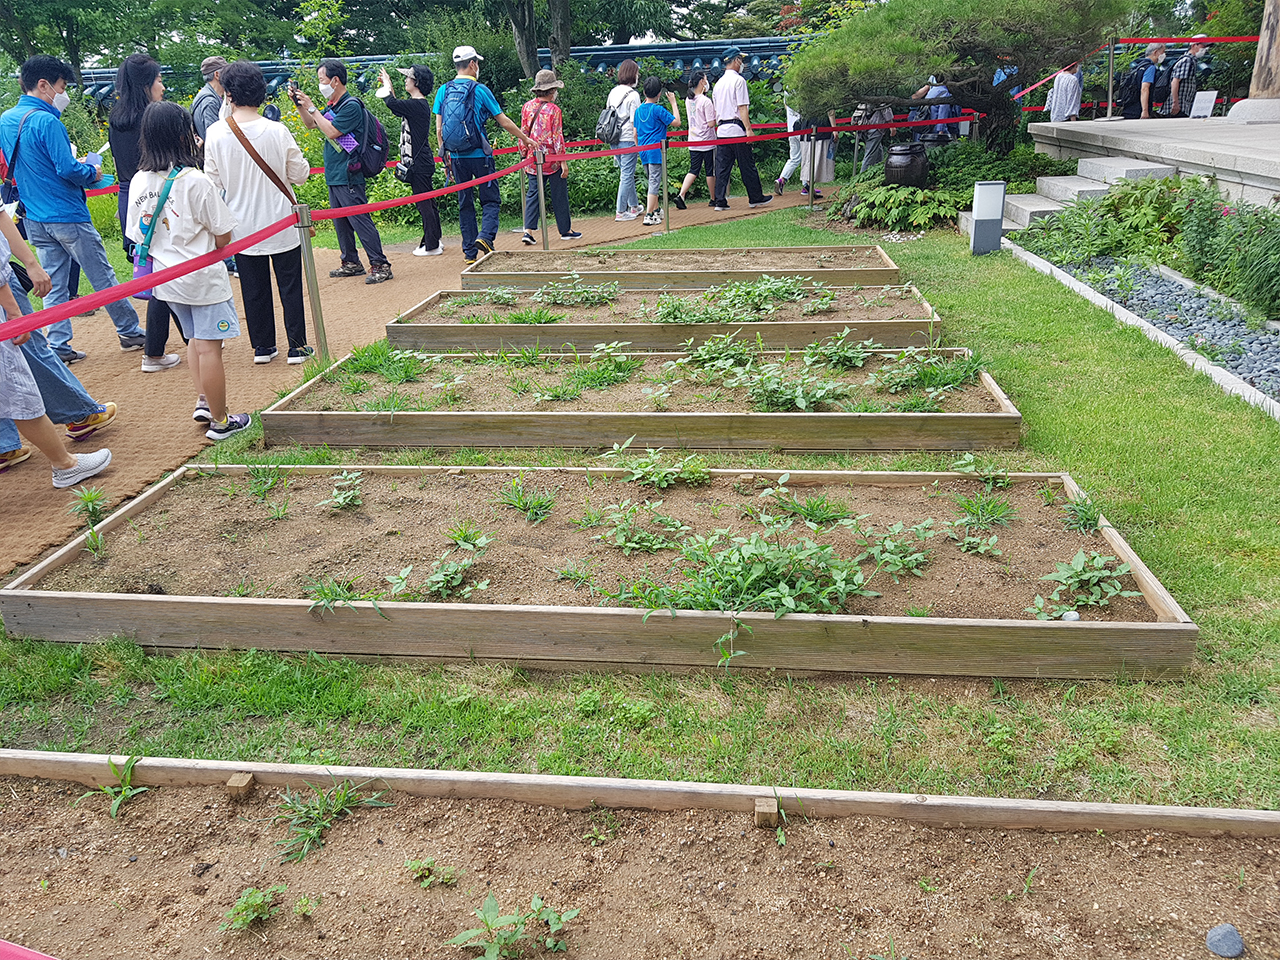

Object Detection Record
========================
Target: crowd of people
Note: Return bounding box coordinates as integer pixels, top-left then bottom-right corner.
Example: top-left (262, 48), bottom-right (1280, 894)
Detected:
top-left (0, 43), bottom-right (862, 488)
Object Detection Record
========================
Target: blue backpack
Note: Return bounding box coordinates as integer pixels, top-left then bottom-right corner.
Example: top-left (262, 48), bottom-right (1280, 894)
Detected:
top-left (439, 80), bottom-right (491, 156)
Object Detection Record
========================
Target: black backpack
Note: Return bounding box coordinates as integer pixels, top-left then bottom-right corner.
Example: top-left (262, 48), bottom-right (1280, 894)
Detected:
top-left (595, 104), bottom-right (623, 145)
top-left (348, 97), bottom-right (389, 179)
top-left (1120, 57), bottom-right (1171, 110)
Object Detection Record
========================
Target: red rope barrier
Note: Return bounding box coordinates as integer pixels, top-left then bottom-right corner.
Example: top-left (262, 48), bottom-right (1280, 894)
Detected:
top-left (0, 215), bottom-right (298, 343)
top-left (311, 158), bottom-right (534, 221)
top-left (1116, 34), bottom-right (1259, 43)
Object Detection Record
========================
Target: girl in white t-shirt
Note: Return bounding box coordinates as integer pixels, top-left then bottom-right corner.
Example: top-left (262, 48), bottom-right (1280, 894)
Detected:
top-left (607, 59), bottom-right (642, 221)
top-left (126, 101), bottom-right (251, 442)
top-left (678, 71), bottom-right (717, 208)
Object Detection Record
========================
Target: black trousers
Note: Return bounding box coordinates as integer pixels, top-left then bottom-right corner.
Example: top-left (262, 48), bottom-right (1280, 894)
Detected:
top-left (327, 183), bottom-right (388, 267)
top-left (523, 169), bottom-right (571, 236)
top-left (409, 163), bottom-right (442, 250)
top-left (713, 124), bottom-right (766, 205)
top-left (144, 297), bottom-right (186, 356)
top-left (238, 246), bottom-right (308, 351)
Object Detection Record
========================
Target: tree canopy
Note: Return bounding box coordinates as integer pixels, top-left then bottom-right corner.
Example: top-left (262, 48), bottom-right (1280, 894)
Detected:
top-left (785, 0), bottom-right (1133, 147)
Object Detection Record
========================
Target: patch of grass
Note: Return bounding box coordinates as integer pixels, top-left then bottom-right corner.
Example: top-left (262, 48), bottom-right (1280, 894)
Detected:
top-left (495, 474), bottom-right (557, 524)
top-left (272, 779), bottom-right (393, 863)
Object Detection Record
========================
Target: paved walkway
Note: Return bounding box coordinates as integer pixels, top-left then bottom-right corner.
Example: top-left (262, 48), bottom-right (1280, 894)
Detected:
top-left (0, 190), bottom-right (815, 574)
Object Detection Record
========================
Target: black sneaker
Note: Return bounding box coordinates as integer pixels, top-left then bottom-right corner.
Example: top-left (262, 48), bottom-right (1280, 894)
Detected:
top-left (749, 196), bottom-right (774, 208)
top-left (329, 262), bottom-right (366, 278)
top-left (287, 345), bottom-right (315, 365)
top-left (57, 348), bottom-right (87, 364)
top-left (521, 232), bottom-right (536, 245)
top-left (712, 203), bottom-right (731, 211)
top-left (118, 334), bottom-right (146, 352)
top-left (365, 263), bottom-right (393, 284)
top-left (474, 237), bottom-right (494, 255)
top-left (205, 412), bottom-right (252, 442)
top-left (253, 346), bottom-right (279, 364)
top-left (672, 194), bottom-right (687, 210)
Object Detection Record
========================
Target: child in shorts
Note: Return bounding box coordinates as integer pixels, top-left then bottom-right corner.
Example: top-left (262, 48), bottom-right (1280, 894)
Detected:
top-left (633, 77), bottom-right (682, 226)
top-left (126, 100), bottom-right (251, 442)
top-left (0, 233), bottom-right (112, 488)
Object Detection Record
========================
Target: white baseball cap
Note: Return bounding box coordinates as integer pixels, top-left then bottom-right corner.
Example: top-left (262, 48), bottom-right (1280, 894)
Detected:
top-left (453, 45), bottom-right (484, 64)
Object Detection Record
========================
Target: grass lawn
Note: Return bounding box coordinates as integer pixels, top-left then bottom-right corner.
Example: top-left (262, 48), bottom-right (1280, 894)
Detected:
top-left (3, 208), bottom-right (1278, 809)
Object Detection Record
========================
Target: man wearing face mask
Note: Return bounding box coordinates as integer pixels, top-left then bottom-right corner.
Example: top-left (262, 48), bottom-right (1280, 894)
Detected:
top-left (1161, 36), bottom-right (1211, 117)
top-left (0, 55), bottom-right (146, 360)
top-left (1121, 43), bottom-right (1170, 119)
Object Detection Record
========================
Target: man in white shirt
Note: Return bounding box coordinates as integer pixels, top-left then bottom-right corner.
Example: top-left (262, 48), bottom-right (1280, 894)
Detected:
top-left (1048, 64), bottom-right (1083, 123)
top-left (711, 46), bottom-right (771, 211)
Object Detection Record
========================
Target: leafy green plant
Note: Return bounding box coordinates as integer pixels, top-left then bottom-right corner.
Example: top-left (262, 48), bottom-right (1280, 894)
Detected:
top-left (855, 521), bottom-right (935, 582)
top-left (597, 499), bottom-right (688, 555)
top-left (293, 894), bottom-right (320, 917)
top-left (532, 273), bottom-right (620, 306)
top-left (445, 893), bottom-right (580, 959)
top-left (954, 491), bottom-right (1017, 529)
top-left (1063, 493), bottom-right (1103, 533)
top-left (951, 453), bottom-right (1011, 492)
top-left (75, 755), bottom-right (148, 818)
top-left (505, 307), bottom-right (565, 325)
top-left (598, 436), bottom-right (711, 488)
top-left (441, 288), bottom-right (519, 313)
top-left (304, 576), bottom-right (379, 618)
top-left (891, 394), bottom-right (943, 412)
top-left (421, 547), bottom-right (491, 600)
top-left (273, 779), bottom-right (393, 863)
top-left (568, 342), bottom-right (643, 390)
top-left (221, 884), bottom-right (287, 932)
top-left (82, 528), bottom-right (108, 560)
top-left (318, 470), bottom-right (363, 510)
top-left (496, 475), bottom-right (557, 524)
top-left (1025, 551), bottom-right (1141, 620)
top-left (380, 351), bottom-right (427, 384)
top-left (267, 500), bottom-right (291, 521)
top-left (733, 362), bottom-right (852, 412)
top-left (406, 858), bottom-right (461, 888)
top-left (950, 527), bottom-right (1003, 557)
top-left (774, 492), bottom-right (853, 526)
top-left (868, 349), bottom-right (984, 395)
top-left (68, 485), bottom-right (109, 527)
top-left (843, 183), bottom-right (965, 231)
top-left (447, 519), bottom-right (494, 550)
top-left (248, 466), bottom-right (287, 502)
top-left (532, 382), bottom-right (582, 403)
top-left (681, 330), bottom-right (759, 371)
top-left (804, 329), bottom-right (881, 370)
top-left (715, 275), bottom-right (808, 312)
top-left (554, 559), bottom-right (597, 591)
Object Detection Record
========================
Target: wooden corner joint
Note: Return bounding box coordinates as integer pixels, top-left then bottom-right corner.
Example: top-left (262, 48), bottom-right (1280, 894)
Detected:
top-left (754, 797), bottom-right (779, 828)
top-left (227, 772), bottom-right (255, 800)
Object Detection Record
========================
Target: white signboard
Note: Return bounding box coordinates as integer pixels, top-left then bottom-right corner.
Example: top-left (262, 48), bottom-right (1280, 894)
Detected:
top-left (1190, 90), bottom-right (1218, 119)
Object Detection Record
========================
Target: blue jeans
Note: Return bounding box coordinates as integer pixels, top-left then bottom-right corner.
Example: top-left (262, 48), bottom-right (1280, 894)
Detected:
top-left (451, 155), bottom-right (500, 261)
top-left (25, 219), bottom-right (143, 353)
top-left (0, 274), bottom-right (99, 452)
top-left (615, 141), bottom-right (638, 214)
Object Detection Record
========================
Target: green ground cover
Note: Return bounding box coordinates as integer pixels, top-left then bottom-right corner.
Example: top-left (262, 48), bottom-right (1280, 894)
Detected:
top-left (3, 208), bottom-right (1278, 809)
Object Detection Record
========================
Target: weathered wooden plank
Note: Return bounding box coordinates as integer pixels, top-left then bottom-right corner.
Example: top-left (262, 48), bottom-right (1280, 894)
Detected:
top-left (0, 592), bottom-right (1195, 679)
top-left (4, 749), bottom-right (1274, 836)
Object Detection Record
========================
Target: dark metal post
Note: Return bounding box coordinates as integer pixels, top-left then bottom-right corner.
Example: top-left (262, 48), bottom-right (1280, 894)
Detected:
top-left (535, 150), bottom-right (549, 251)
top-left (661, 138), bottom-right (670, 234)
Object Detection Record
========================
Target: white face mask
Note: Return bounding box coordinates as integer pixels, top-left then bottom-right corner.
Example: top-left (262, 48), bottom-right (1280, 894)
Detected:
top-left (52, 91), bottom-right (71, 113)
top-left (319, 82), bottom-right (334, 99)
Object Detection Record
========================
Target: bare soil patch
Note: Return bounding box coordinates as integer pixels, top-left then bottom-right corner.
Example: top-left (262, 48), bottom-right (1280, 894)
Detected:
top-left (469, 247), bottom-right (886, 275)
top-left (37, 471), bottom-right (1153, 623)
top-left (2, 776), bottom-right (1278, 960)
top-left (400, 286), bottom-right (932, 326)
top-left (295, 351), bottom-right (999, 416)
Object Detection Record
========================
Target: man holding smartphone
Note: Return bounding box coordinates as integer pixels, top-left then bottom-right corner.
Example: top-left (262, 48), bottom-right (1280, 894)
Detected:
top-left (293, 60), bottom-right (392, 284)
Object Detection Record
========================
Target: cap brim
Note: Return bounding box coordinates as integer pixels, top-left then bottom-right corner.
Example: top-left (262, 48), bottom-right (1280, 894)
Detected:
top-left (396, 67), bottom-right (415, 77)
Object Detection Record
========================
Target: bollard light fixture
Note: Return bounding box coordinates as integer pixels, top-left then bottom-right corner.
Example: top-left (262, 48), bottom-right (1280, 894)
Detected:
top-left (970, 180), bottom-right (1007, 256)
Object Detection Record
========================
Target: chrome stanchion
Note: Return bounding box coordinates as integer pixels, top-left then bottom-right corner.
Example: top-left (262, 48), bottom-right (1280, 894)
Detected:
top-left (292, 203), bottom-right (328, 363)
top-left (807, 127), bottom-right (818, 213)
top-left (1107, 38), bottom-right (1117, 118)
top-left (535, 151), bottom-right (550, 251)
top-left (661, 139), bottom-right (670, 235)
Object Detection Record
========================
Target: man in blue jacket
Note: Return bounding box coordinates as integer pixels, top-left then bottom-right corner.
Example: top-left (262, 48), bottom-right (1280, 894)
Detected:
top-left (0, 55), bottom-right (145, 362)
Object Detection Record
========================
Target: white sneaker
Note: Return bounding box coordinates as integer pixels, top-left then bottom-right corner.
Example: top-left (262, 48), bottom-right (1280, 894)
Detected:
top-left (140, 353), bottom-right (181, 372)
top-left (412, 245), bottom-right (427, 256)
top-left (615, 211), bottom-right (639, 222)
top-left (52, 448), bottom-right (112, 489)
top-left (643, 211), bottom-right (662, 226)
top-left (415, 244), bottom-right (444, 257)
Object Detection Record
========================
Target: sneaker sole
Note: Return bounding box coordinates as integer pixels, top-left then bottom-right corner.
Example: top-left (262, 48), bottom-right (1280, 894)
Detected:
top-left (287, 356), bottom-right (312, 365)
top-left (0, 450), bottom-right (32, 472)
top-left (118, 342), bottom-right (145, 352)
top-left (52, 450), bottom-right (113, 489)
top-left (66, 415), bottom-right (117, 441)
top-left (254, 354), bottom-right (278, 364)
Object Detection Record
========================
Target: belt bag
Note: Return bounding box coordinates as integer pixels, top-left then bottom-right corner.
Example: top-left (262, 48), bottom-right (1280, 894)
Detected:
top-left (132, 166), bottom-right (181, 301)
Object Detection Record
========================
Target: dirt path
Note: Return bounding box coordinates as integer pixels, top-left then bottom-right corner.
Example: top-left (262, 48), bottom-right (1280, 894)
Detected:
top-left (1, 777), bottom-right (1277, 960)
top-left (0, 192), bottom-right (814, 577)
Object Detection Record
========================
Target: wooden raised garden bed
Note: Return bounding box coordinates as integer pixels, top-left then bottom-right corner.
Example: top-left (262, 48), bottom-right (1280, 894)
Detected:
top-left (460, 246), bottom-right (901, 289)
top-left (260, 341), bottom-right (1021, 452)
top-left (386, 285), bottom-right (940, 354)
top-left (0, 466), bottom-right (1196, 679)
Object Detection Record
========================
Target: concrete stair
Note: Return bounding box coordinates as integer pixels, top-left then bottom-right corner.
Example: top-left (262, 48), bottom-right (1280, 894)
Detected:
top-left (1003, 194), bottom-right (1064, 228)
top-left (958, 210), bottom-right (1020, 237)
top-left (1075, 156), bottom-right (1177, 184)
top-left (1035, 175), bottom-right (1112, 203)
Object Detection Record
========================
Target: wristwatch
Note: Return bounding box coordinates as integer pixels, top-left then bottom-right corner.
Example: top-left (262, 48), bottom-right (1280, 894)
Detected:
top-left (308, 106), bottom-right (317, 115)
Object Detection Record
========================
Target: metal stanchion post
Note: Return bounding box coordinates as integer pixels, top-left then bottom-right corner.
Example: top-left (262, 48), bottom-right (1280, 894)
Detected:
top-left (661, 139), bottom-right (670, 235)
top-left (849, 126), bottom-right (860, 190)
top-left (535, 151), bottom-right (549, 251)
top-left (1107, 38), bottom-right (1116, 118)
top-left (807, 128), bottom-right (818, 213)
top-left (292, 203), bottom-right (329, 363)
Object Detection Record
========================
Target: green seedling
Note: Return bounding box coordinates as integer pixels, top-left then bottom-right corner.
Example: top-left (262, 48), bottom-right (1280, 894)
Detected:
top-left (804, 329), bottom-right (881, 370)
top-left (496, 475), bottom-right (557, 524)
top-left (247, 465), bottom-right (286, 502)
top-left (82, 528), bottom-right (107, 560)
top-left (75, 755), bottom-right (148, 818)
top-left (445, 893), bottom-right (580, 959)
top-left (272, 779), bottom-right (393, 863)
top-left (221, 884), bottom-right (287, 932)
top-left (446, 519), bottom-right (494, 551)
top-left (954, 490), bottom-right (1017, 529)
top-left (318, 470), bottom-right (363, 510)
top-left (554, 559), bottom-right (596, 591)
top-left (406, 858), bottom-right (461, 888)
top-left (293, 894), bottom-right (320, 917)
top-left (1063, 492), bottom-right (1103, 533)
top-left (68, 484), bottom-right (110, 527)
top-left (1025, 550), bottom-right (1142, 620)
top-left (598, 436), bottom-right (711, 489)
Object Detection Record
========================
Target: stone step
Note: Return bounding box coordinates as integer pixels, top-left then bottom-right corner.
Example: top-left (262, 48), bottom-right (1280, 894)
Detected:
top-left (1035, 175), bottom-right (1112, 203)
top-left (1075, 155), bottom-right (1177, 184)
top-left (958, 210), bottom-right (1020, 237)
top-left (1003, 194), bottom-right (1064, 228)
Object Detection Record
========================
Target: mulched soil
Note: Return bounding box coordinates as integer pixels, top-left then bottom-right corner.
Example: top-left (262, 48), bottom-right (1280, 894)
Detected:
top-left (294, 353), bottom-right (1000, 416)
top-left (401, 286), bottom-right (932, 326)
top-left (37, 472), bottom-right (1154, 623)
top-left (468, 247), bottom-right (887, 275)
top-left (2, 776), bottom-right (1278, 960)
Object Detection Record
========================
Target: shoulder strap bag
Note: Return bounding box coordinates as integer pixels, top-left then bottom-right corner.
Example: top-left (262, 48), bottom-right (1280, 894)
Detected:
top-left (132, 166), bottom-right (182, 301)
top-left (227, 115), bottom-right (315, 237)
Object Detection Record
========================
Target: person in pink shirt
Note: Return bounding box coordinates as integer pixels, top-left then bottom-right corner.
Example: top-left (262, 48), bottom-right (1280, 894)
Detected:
top-left (677, 71), bottom-right (716, 208)
top-left (519, 70), bottom-right (581, 243)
